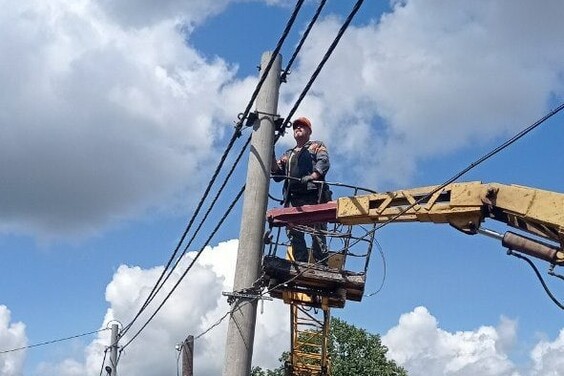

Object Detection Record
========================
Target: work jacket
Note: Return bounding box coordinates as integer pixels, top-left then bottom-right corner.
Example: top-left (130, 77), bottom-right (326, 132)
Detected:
top-left (273, 140), bottom-right (330, 203)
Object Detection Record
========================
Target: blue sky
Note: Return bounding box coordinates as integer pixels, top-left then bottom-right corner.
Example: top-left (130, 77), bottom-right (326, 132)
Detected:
top-left (1, 0), bottom-right (563, 375)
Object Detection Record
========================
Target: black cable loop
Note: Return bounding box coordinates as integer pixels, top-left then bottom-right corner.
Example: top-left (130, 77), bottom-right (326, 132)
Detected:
top-left (549, 266), bottom-right (564, 281)
top-left (364, 238), bottom-right (387, 297)
top-left (119, 186), bottom-right (246, 352)
top-left (270, 175), bottom-right (377, 194)
top-left (281, 0), bottom-right (328, 83)
top-left (508, 251), bottom-right (563, 310)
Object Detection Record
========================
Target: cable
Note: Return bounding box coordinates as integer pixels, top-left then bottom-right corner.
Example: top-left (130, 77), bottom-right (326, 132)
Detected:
top-left (0, 328), bottom-right (108, 355)
top-left (315, 102), bottom-right (564, 295)
top-left (281, 0), bottom-right (328, 82)
top-left (367, 100), bottom-right (564, 235)
top-left (98, 348), bottom-right (109, 376)
top-left (123, 136), bottom-right (252, 338)
top-left (282, 0), bottom-right (366, 125)
top-left (119, 186), bottom-right (245, 352)
top-left (508, 251), bottom-right (563, 310)
top-left (364, 238), bottom-right (387, 297)
top-left (194, 310), bottom-right (232, 340)
top-left (120, 129), bottom-right (245, 337)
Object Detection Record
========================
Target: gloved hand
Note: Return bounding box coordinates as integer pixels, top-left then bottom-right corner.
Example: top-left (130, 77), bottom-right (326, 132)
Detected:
top-left (300, 175), bottom-right (314, 185)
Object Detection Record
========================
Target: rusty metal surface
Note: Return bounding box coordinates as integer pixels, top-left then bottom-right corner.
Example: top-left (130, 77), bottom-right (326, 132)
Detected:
top-left (263, 256), bottom-right (365, 303)
top-left (266, 201), bottom-right (338, 226)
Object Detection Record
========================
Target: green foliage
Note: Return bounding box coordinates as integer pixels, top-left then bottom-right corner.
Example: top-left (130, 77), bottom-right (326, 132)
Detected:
top-left (329, 317), bottom-right (407, 376)
top-left (250, 365), bottom-right (284, 376)
top-left (251, 317), bottom-right (407, 376)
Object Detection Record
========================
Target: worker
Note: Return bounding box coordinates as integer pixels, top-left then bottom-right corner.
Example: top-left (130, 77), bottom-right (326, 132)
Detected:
top-left (271, 116), bottom-right (332, 264)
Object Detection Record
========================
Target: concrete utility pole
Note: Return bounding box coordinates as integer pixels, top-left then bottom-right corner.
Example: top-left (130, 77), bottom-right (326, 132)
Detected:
top-left (109, 323), bottom-right (119, 376)
top-left (181, 335), bottom-right (194, 376)
top-left (222, 51), bottom-right (282, 376)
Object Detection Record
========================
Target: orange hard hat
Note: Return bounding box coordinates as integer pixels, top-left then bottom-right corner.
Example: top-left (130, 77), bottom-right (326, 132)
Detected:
top-left (293, 117), bottom-right (312, 130)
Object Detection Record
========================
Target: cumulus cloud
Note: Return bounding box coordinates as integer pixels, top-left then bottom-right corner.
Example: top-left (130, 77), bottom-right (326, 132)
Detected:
top-left (0, 0), bottom-right (250, 239)
top-left (0, 306), bottom-right (27, 376)
top-left (279, 0), bottom-right (564, 188)
top-left (97, 0), bottom-right (230, 28)
top-left (382, 306), bottom-right (519, 376)
top-left (530, 329), bottom-right (564, 376)
top-left (35, 240), bottom-right (289, 376)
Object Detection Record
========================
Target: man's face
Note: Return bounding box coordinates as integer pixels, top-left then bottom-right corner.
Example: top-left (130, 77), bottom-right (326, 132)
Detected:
top-left (293, 123), bottom-right (311, 140)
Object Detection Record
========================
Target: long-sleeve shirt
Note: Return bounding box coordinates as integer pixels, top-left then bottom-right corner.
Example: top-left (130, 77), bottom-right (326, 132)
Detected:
top-left (272, 140), bottom-right (330, 198)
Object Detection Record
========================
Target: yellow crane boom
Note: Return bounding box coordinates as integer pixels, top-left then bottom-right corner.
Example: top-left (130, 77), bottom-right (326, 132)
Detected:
top-left (267, 181), bottom-right (564, 266)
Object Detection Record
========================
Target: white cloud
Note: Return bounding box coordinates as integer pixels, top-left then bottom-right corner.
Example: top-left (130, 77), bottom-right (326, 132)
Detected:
top-left (382, 306), bottom-right (519, 376)
top-left (0, 306), bottom-right (27, 376)
top-left (97, 0), bottom-right (230, 28)
top-left (36, 239), bottom-right (289, 376)
top-left (530, 329), bottom-right (564, 376)
top-left (0, 0), bottom-right (249, 239)
top-left (279, 0), bottom-right (564, 188)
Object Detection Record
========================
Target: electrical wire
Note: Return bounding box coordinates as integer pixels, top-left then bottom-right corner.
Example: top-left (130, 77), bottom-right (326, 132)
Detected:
top-left (98, 348), bottom-right (109, 376)
top-left (239, 0), bottom-right (306, 128)
top-left (120, 129), bottom-right (246, 338)
top-left (364, 238), bottom-right (387, 297)
top-left (369, 100), bottom-right (564, 235)
top-left (281, 0), bottom-right (328, 82)
top-left (194, 310), bottom-right (232, 340)
top-left (298, 102), bottom-right (564, 296)
top-left (119, 186), bottom-right (245, 352)
top-left (282, 0), bottom-right (366, 125)
top-left (0, 328), bottom-right (108, 355)
top-left (123, 136), bottom-right (252, 339)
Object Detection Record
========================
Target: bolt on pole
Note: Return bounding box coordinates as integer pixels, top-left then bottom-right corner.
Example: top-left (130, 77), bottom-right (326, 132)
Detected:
top-left (222, 51), bottom-right (282, 376)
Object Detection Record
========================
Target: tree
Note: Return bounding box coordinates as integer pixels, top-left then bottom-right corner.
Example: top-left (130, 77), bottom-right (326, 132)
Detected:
top-left (329, 317), bottom-right (407, 376)
top-left (251, 317), bottom-right (407, 375)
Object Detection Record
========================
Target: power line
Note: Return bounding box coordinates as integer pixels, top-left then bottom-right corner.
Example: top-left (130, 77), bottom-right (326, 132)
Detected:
top-left (283, 0), bottom-right (366, 125)
top-left (121, 136), bottom-right (251, 340)
top-left (98, 348), bottom-right (109, 376)
top-left (281, 0), bottom-right (328, 82)
top-left (119, 186), bottom-right (246, 352)
top-left (119, 128), bottom-right (246, 338)
top-left (238, 0), bottom-right (306, 127)
top-left (372, 100), bottom-right (564, 234)
top-left (0, 328), bottom-right (108, 355)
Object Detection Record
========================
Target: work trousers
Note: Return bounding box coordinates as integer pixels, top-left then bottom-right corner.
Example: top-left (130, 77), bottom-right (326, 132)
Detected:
top-left (286, 192), bottom-right (328, 264)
